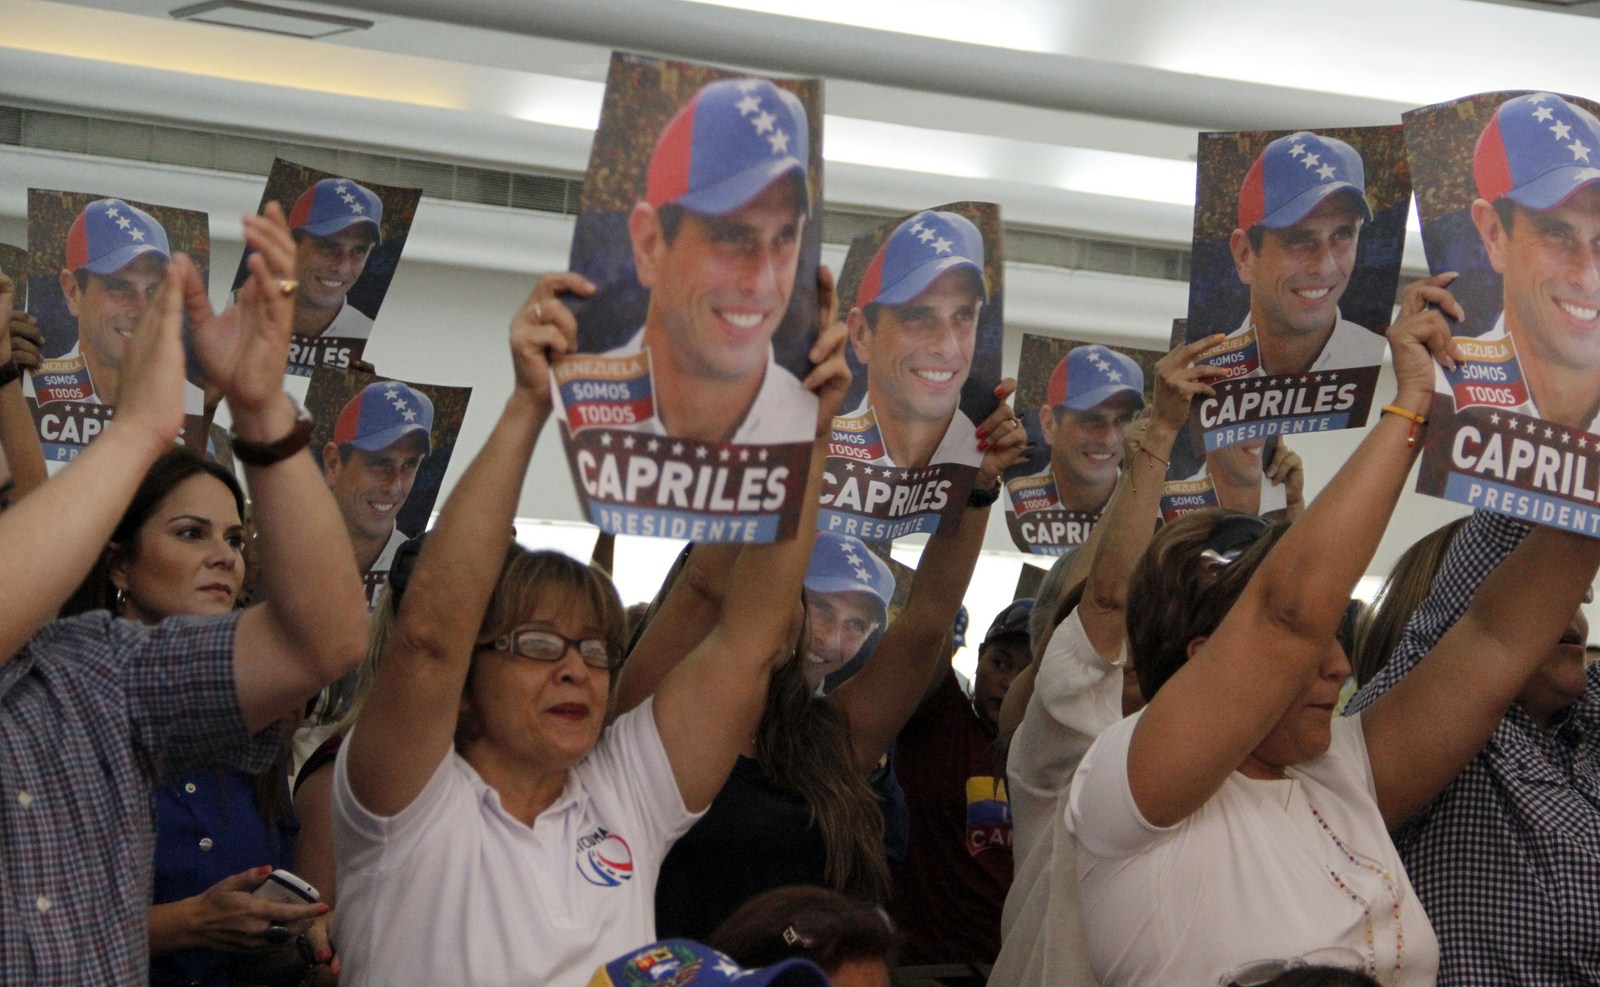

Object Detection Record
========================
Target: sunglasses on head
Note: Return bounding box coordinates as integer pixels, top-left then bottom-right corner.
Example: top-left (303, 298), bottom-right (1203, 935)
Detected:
top-left (1198, 513), bottom-right (1272, 570)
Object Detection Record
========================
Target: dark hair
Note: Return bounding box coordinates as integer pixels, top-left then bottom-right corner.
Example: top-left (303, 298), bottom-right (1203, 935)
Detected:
top-left (708, 885), bottom-right (897, 976)
top-left (1125, 509), bottom-right (1288, 700)
top-left (61, 447), bottom-right (246, 618)
top-left (757, 639), bottom-right (892, 903)
top-left (1246, 225), bottom-right (1266, 252)
top-left (1493, 196), bottom-right (1518, 235)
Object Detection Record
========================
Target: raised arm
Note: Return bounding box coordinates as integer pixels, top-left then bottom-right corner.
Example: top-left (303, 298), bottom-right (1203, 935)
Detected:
top-left (343, 273), bottom-right (582, 817)
top-left (1127, 275), bottom-right (1462, 827)
top-left (829, 383), bottom-right (1028, 774)
top-left (649, 268), bottom-right (853, 812)
top-left (0, 278), bottom-right (47, 507)
top-left (1363, 523), bottom-right (1600, 826)
top-left (181, 208), bottom-right (368, 732)
top-left (1079, 336), bottom-right (1227, 659)
top-left (0, 263), bottom-right (189, 661)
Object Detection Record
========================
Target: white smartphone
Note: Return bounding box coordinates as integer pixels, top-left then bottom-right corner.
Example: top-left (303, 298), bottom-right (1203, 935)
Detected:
top-left (252, 868), bottom-right (320, 905)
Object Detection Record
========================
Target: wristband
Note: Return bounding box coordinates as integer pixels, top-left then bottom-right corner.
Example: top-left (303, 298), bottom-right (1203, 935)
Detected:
top-left (967, 481), bottom-right (1001, 509)
top-left (1381, 404), bottom-right (1427, 449)
top-left (230, 397), bottom-right (314, 467)
top-left (0, 359), bottom-right (18, 389)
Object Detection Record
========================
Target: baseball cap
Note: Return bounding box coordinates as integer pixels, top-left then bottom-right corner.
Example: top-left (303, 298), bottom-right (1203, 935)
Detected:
top-left (855, 209), bottom-right (987, 309)
top-left (66, 198), bottom-right (171, 276)
top-left (982, 598), bottom-right (1034, 647)
top-left (1046, 344), bottom-right (1146, 413)
top-left (1237, 131), bottom-right (1371, 231)
top-left (804, 531), bottom-right (894, 625)
top-left (587, 940), bottom-right (829, 987)
top-left (647, 77), bottom-right (811, 217)
top-left (289, 177), bottom-right (384, 242)
top-left (333, 380), bottom-right (435, 453)
top-left (1475, 92), bottom-right (1600, 212)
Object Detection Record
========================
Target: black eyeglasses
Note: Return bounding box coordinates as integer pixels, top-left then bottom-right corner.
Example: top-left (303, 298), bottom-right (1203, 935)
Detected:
top-left (486, 629), bottom-right (622, 671)
top-left (1199, 513), bottom-right (1272, 569)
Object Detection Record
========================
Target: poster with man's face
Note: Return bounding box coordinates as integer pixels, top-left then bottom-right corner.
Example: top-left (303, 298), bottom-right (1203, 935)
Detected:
top-left (1408, 91), bottom-right (1600, 533)
top-left (1159, 316), bottom-right (1293, 523)
top-left (553, 51), bottom-right (824, 544)
top-left (24, 189), bottom-right (211, 461)
top-left (819, 201), bottom-right (1003, 541)
top-left (1001, 333), bottom-right (1159, 555)
top-left (1184, 125), bottom-right (1410, 455)
top-left (232, 159), bottom-right (421, 378)
top-left (305, 366), bottom-right (471, 606)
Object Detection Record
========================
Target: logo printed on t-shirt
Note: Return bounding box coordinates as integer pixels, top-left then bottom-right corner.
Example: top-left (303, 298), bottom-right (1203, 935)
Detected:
top-left (965, 775), bottom-right (1012, 856)
top-left (575, 827), bottom-right (634, 887)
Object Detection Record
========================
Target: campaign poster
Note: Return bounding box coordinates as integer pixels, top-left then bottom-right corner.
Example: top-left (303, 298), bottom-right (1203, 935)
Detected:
top-left (1158, 314), bottom-right (1295, 523)
top-left (819, 201), bottom-right (1003, 542)
top-left (306, 366), bottom-right (471, 606)
top-left (1184, 125), bottom-right (1410, 454)
top-left (1408, 91), bottom-right (1600, 534)
top-left (1001, 333), bottom-right (1160, 555)
top-left (232, 159), bottom-right (420, 378)
top-left (555, 51), bottom-right (824, 544)
top-left (23, 189), bottom-right (211, 461)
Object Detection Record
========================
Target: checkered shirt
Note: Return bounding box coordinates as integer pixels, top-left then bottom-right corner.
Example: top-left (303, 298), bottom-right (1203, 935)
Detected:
top-left (0, 610), bottom-right (278, 985)
top-left (1346, 511), bottom-right (1600, 985)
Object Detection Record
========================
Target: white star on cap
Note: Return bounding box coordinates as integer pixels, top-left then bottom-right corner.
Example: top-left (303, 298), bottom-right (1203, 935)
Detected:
top-left (1302, 152), bottom-right (1321, 168)
top-left (1317, 163), bottom-right (1336, 180)
top-left (385, 387), bottom-right (399, 399)
top-left (1552, 120), bottom-right (1573, 141)
top-left (1534, 105), bottom-right (1555, 123)
top-left (128, 228), bottom-right (145, 242)
top-left (350, 202), bottom-right (366, 214)
top-left (392, 397), bottom-right (408, 411)
top-left (115, 217), bottom-right (131, 230)
top-left (713, 960), bottom-right (742, 977)
top-left (767, 129), bottom-right (790, 154)
top-left (335, 182), bottom-right (348, 193)
top-left (932, 237), bottom-right (952, 255)
top-left (402, 408), bottom-right (417, 422)
top-left (736, 80), bottom-right (760, 93)
top-left (341, 193), bottom-right (356, 204)
top-left (1289, 142), bottom-right (1306, 157)
top-left (1530, 94), bottom-right (1550, 103)
top-left (916, 228), bottom-right (936, 243)
top-left (1570, 140), bottom-right (1592, 162)
top-left (910, 221), bottom-right (925, 234)
top-left (1107, 369), bottom-right (1124, 382)
top-left (106, 206), bottom-right (120, 218)
top-left (736, 94), bottom-right (761, 116)
top-left (752, 110), bottom-right (776, 134)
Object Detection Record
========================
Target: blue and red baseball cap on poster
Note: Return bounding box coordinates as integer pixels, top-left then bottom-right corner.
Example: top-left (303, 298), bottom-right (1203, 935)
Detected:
top-left (1046, 344), bottom-right (1146, 413)
top-left (804, 531), bottom-right (894, 625)
top-left (854, 209), bottom-right (987, 310)
top-left (1475, 92), bottom-right (1600, 212)
top-left (289, 177), bottom-right (384, 242)
top-left (647, 77), bottom-right (811, 218)
top-left (333, 380), bottom-right (434, 453)
top-left (1237, 131), bottom-right (1371, 231)
top-left (66, 198), bottom-right (170, 276)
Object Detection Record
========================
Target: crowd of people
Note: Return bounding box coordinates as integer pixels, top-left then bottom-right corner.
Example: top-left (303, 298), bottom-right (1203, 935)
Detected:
top-left (5, 88), bottom-right (1600, 987)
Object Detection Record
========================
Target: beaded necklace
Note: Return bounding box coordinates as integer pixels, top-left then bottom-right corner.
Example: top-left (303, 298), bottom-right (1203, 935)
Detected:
top-left (1308, 799), bottom-right (1403, 987)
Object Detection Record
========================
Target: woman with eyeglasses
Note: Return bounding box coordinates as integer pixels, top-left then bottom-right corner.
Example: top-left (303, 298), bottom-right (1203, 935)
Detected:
top-left (709, 885), bottom-right (898, 987)
top-left (328, 272), bottom-right (851, 987)
top-left (1065, 274), bottom-right (1600, 986)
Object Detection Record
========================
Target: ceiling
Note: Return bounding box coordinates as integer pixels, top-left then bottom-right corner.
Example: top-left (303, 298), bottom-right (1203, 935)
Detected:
top-left (6, 0), bottom-right (1596, 261)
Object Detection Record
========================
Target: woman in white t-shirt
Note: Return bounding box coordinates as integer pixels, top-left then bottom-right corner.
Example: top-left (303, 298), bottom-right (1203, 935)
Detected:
top-left (1066, 275), bottom-right (1600, 986)
top-left (330, 272), bottom-right (851, 987)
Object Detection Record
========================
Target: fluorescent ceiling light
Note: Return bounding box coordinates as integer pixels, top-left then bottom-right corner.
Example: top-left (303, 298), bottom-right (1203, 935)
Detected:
top-left (170, 1), bottom-right (372, 39)
top-left (680, 0), bottom-right (1056, 52)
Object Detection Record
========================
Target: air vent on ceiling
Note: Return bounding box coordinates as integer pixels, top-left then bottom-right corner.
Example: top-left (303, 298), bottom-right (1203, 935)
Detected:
top-left (170, 1), bottom-right (372, 39)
